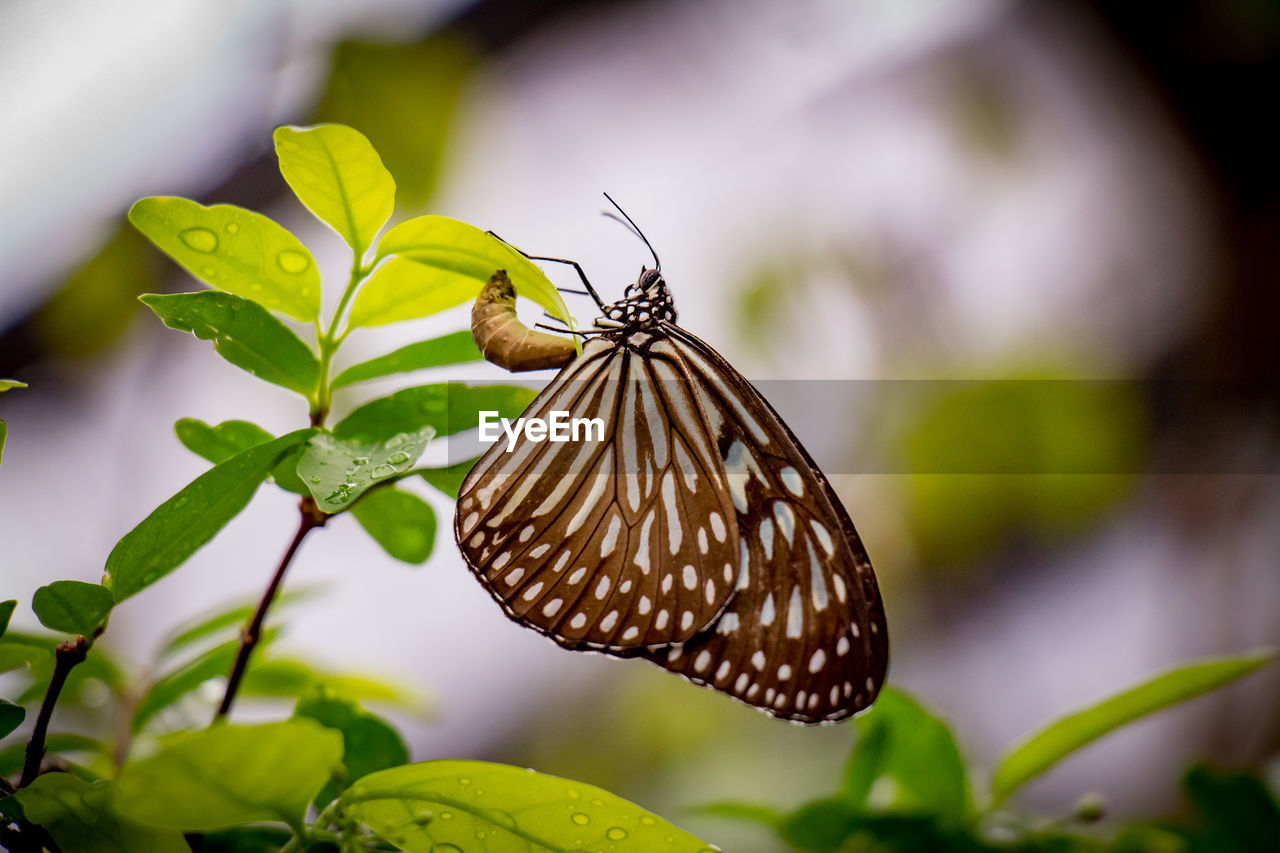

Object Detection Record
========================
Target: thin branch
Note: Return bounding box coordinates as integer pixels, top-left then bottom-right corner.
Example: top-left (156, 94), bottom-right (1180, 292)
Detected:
top-left (19, 635), bottom-right (88, 787)
top-left (215, 497), bottom-right (327, 720)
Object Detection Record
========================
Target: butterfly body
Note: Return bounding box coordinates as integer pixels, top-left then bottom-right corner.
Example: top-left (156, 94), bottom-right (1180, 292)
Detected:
top-left (457, 266), bottom-right (888, 723)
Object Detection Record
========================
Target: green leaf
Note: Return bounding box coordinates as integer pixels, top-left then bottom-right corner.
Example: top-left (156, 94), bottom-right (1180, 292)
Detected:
top-left (141, 291), bottom-right (320, 396)
top-left (31, 581), bottom-right (114, 637)
top-left (0, 379), bottom-right (27, 392)
top-left (334, 383), bottom-right (536, 444)
top-left (778, 798), bottom-right (860, 853)
top-left (0, 699), bottom-right (24, 739)
top-left (990, 649), bottom-right (1277, 803)
top-left (294, 687), bottom-right (409, 807)
top-left (174, 418), bottom-right (310, 495)
top-left (157, 588), bottom-right (317, 659)
top-left (342, 760), bottom-right (716, 852)
top-left (274, 124), bottom-right (394, 259)
top-left (1, 420), bottom-right (7, 467)
top-left (0, 636), bottom-right (49, 676)
top-left (105, 429), bottom-right (315, 602)
top-left (239, 659), bottom-right (422, 709)
top-left (0, 600), bottom-right (15, 638)
top-left (3, 631), bottom-right (125, 705)
top-left (346, 256), bottom-right (479, 329)
top-left (297, 427), bottom-right (433, 513)
top-left (1182, 764), bottom-right (1280, 852)
top-left (418, 457), bottom-right (479, 500)
top-left (131, 635), bottom-right (273, 733)
top-left (175, 417), bottom-right (273, 463)
top-left (840, 688), bottom-right (970, 821)
top-left (331, 330), bottom-right (483, 389)
top-left (129, 197), bottom-right (320, 322)
top-left (351, 487), bottom-right (436, 564)
top-left (15, 773), bottom-right (190, 853)
top-left (692, 801), bottom-right (783, 829)
top-left (113, 720), bottom-right (344, 831)
top-left (349, 216), bottom-right (572, 331)
top-left (0, 734), bottom-right (107, 778)
top-left (194, 826), bottom-right (295, 853)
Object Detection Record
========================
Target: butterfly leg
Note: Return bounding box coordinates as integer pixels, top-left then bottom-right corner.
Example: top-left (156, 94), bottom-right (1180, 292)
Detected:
top-left (485, 230), bottom-right (609, 312)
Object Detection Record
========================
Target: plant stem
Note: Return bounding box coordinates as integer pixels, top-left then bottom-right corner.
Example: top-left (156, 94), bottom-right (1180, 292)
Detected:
top-left (19, 636), bottom-right (88, 787)
top-left (312, 259), bottom-right (369, 425)
top-left (214, 498), bottom-right (327, 720)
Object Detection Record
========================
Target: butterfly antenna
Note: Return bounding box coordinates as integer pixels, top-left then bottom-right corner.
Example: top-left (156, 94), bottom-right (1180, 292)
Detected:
top-left (602, 192), bottom-right (660, 271)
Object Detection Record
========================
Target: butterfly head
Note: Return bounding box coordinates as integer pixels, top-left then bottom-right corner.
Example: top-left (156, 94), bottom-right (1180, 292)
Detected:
top-left (596, 268), bottom-right (677, 331)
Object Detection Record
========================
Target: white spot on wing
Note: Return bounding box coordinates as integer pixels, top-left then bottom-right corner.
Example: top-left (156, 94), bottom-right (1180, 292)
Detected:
top-left (780, 467), bottom-right (803, 496)
top-left (715, 613), bottom-right (739, 634)
top-left (786, 587), bottom-right (803, 638)
top-left (709, 511), bottom-right (726, 541)
top-left (810, 520), bottom-right (834, 556)
top-left (773, 502), bottom-right (796, 543)
top-left (661, 469), bottom-right (682, 554)
top-left (759, 518), bottom-right (774, 559)
top-left (682, 564), bottom-right (697, 590)
top-left (600, 514), bottom-right (622, 557)
top-left (760, 593), bottom-right (775, 626)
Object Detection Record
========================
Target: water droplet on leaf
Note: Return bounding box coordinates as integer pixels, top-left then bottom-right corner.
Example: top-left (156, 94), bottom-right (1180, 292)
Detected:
top-left (277, 250), bottom-right (310, 274)
top-left (179, 227), bottom-right (218, 253)
top-left (571, 813), bottom-right (590, 826)
top-left (606, 827), bottom-right (627, 840)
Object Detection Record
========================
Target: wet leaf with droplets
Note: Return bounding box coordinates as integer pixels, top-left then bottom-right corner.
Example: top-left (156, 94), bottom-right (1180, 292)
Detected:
top-left (341, 760), bottom-right (717, 852)
top-left (129, 197), bottom-right (321, 321)
top-left (333, 383), bottom-right (535, 444)
top-left (298, 427), bottom-right (434, 513)
top-left (141, 291), bottom-right (320, 397)
top-left (274, 124), bottom-right (394, 260)
top-left (173, 417), bottom-right (310, 496)
top-left (105, 429), bottom-right (315, 603)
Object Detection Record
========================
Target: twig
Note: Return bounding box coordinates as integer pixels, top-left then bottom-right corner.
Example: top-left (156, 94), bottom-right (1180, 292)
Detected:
top-left (215, 497), bottom-right (327, 719)
top-left (19, 635), bottom-right (88, 787)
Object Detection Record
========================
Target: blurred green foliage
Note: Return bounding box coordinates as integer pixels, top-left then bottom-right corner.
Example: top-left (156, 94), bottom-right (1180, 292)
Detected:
top-left (29, 227), bottom-right (159, 359)
top-left (899, 378), bottom-right (1147, 567)
top-left (707, 654), bottom-right (1276, 853)
top-left (314, 37), bottom-right (476, 210)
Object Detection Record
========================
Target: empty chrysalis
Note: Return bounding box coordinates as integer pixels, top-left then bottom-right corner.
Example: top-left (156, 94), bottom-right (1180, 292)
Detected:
top-left (471, 270), bottom-right (577, 372)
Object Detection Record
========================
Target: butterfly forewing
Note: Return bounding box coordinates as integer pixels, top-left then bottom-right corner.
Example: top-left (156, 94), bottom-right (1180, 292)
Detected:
top-left (636, 327), bottom-right (888, 722)
top-left (457, 338), bottom-right (740, 651)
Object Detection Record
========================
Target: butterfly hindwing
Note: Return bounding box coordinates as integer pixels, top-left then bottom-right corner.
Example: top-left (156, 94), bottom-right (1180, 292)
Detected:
top-left (635, 327), bottom-right (888, 722)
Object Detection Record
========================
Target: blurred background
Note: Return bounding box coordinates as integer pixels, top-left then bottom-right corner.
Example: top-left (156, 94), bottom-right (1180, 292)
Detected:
top-left (1, 0), bottom-right (1277, 849)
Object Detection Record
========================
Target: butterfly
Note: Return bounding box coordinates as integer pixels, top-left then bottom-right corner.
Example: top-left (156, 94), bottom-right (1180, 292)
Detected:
top-left (454, 205), bottom-right (887, 723)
